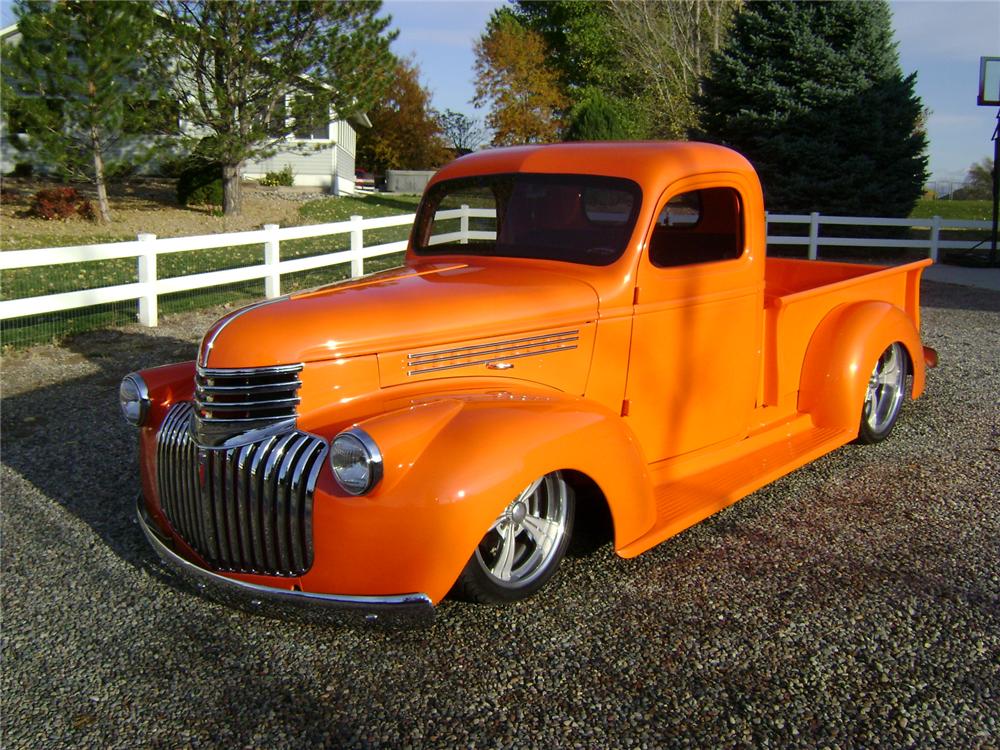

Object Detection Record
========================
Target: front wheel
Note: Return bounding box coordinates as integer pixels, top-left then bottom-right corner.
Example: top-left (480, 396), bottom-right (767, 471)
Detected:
top-left (857, 342), bottom-right (909, 444)
top-left (451, 471), bottom-right (574, 603)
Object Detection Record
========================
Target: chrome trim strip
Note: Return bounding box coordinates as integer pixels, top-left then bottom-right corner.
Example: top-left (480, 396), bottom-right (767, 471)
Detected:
top-left (408, 344), bottom-right (579, 375)
top-left (198, 298), bottom-right (290, 368)
top-left (407, 335), bottom-right (579, 367)
top-left (137, 496), bottom-right (435, 627)
top-left (407, 330), bottom-right (580, 361)
top-left (197, 363), bottom-right (303, 377)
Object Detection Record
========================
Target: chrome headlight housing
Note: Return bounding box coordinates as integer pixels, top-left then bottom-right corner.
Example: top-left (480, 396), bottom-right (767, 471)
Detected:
top-left (119, 373), bottom-right (150, 426)
top-left (329, 427), bottom-right (383, 496)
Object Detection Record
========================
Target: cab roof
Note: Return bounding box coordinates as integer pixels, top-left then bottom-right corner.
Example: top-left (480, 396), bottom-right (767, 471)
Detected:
top-left (428, 141), bottom-right (758, 196)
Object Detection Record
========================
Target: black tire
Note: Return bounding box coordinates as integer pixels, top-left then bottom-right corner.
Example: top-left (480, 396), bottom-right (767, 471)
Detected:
top-left (857, 342), bottom-right (909, 444)
top-left (451, 471), bottom-right (575, 604)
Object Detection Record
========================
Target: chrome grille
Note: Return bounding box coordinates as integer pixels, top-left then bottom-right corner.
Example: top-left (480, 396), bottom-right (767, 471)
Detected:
top-left (194, 364), bottom-right (303, 447)
top-left (156, 402), bottom-right (326, 576)
top-left (407, 330), bottom-right (579, 375)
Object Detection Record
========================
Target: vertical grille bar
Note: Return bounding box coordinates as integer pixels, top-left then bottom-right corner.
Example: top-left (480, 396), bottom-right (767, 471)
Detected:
top-left (154, 402), bottom-right (322, 577)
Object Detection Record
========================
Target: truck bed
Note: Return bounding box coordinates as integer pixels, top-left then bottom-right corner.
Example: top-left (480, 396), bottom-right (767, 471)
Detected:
top-left (762, 256), bottom-right (931, 408)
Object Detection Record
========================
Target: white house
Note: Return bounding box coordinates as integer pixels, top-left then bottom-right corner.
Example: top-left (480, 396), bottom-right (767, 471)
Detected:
top-left (0, 22), bottom-right (367, 195)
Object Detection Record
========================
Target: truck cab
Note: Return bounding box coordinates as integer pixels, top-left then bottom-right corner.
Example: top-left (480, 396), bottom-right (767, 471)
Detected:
top-left (124, 142), bottom-right (935, 623)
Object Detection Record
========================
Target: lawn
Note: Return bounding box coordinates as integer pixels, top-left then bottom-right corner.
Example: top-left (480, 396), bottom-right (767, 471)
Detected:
top-left (1, 188), bottom-right (424, 348)
top-left (910, 199), bottom-right (993, 222)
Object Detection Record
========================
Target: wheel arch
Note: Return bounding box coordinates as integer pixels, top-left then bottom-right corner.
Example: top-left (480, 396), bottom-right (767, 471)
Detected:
top-left (798, 300), bottom-right (926, 435)
top-left (327, 391), bottom-right (655, 602)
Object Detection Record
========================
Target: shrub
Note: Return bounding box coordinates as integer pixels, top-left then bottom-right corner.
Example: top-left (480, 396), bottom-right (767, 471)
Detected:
top-left (177, 160), bottom-right (223, 207)
top-left (259, 164), bottom-right (294, 187)
top-left (12, 162), bottom-right (33, 178)
top-left (28, 187), bottom-right (94, 221)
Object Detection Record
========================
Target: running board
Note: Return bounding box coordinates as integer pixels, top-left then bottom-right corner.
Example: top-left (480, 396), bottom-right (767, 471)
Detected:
top-left (618, 422), bottom-right (854, 558)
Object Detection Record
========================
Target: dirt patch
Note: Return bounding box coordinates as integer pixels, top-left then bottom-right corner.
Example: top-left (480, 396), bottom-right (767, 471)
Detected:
top-left (1, 177), bottom-right (312, 249)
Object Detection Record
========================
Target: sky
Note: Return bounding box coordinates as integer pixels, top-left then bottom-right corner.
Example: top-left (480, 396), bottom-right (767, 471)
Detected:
top-left (2, 0), bottom-right (998, 187)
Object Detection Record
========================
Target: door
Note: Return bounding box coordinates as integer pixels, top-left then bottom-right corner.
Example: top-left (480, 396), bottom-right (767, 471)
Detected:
top-left (624, 176), bottom-right (764, 463)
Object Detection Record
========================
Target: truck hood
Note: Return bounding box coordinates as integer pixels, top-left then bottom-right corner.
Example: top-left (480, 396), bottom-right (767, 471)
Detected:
top-left (199, 262), bottom-right (599, 368)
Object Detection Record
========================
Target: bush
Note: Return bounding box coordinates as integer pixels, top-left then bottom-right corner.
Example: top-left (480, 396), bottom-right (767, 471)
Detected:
top-left (28, 187), bottom-right (94, 221)
top-left (259, 164), bottom-right (295, 187)
top-left (11, 162), bottom-right (33, 178)
top-left (177, 160), bottom-right (223, 207)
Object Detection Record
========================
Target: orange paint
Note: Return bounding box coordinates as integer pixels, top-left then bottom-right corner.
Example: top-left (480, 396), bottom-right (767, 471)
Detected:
top-left (133, 142), bottom-right (935, 606)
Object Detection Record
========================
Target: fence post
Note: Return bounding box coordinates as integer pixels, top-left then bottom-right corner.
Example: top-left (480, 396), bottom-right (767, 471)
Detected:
top-left (136, 233), bottom-right (158, 327)
top-left (350, 214), bottom-right (364, 277)
top-left (929, 215), bottom-right (942, 262)
top-left (808, 212), bottom-right (820, 260)
top-left (263, 223), bottom-right (281, 298)
top-left (460, 204), bottom-right (470, 244)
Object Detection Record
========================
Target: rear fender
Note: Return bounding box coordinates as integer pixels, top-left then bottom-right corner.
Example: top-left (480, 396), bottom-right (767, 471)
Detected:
top-left (320, 391), bottom-right (655, 602)
top-left (798, 301), bottom-right (925, 434)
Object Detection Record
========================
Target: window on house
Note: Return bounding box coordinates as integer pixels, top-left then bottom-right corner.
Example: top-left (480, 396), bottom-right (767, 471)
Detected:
top-left (648, 187), bottom-right (744, 267)
top-left (290, 95), bottom-right (331, 141)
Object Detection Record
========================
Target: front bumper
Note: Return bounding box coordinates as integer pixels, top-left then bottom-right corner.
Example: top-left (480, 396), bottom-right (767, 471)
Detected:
top-left (136, 496), bottom-right (435, 627)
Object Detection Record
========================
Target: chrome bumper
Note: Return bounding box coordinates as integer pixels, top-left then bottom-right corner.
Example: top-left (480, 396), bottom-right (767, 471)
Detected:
top-left (136, 496), bottom-right (435, 627)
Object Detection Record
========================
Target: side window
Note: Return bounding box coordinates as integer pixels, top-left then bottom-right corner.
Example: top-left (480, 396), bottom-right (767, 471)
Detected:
top-left (648, 187), bottom-right (744, 267)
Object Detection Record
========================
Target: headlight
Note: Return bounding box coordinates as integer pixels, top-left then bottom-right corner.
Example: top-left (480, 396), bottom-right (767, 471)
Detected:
top-left (329, 427), bottom-right (383, 496)
top-left (119, 373), bottom-right (150, 426)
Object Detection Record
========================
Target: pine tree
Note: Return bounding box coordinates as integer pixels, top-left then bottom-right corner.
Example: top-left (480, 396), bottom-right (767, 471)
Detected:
top-left (698, 0), bottom-right (928, 216)
top-left (1, 0), bottom-right (161, 223)
top-left (563, 89), bottom-right (633, 141)
top-left (157, 0), bottom-right (396, 215)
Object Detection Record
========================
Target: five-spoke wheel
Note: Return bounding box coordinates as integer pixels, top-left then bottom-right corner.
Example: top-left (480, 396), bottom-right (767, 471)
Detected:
top-left (452, 471), bottom-right (574, 603)
top-left (857, 342), bottom-right (909, 444)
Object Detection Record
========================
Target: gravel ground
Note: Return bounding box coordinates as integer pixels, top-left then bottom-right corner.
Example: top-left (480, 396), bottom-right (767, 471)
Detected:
top-left (2, 281), bottom-right (998, 749)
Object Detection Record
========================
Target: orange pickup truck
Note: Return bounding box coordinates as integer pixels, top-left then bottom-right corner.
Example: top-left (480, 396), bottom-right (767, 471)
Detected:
top-left (122, 142), bottom-right (936, 624)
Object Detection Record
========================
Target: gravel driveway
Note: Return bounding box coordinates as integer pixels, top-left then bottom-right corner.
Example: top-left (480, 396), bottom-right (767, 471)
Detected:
top-left (2, 281), bottom-right (997, 749)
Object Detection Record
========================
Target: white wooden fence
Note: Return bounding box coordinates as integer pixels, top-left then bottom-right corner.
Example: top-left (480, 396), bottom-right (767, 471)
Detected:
top-left (0, 209), bottom-right (990, 328)
top-left (766, 212), bottom-right (990, 262)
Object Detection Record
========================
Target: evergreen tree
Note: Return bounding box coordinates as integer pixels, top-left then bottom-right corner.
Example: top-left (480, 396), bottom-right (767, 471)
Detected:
top-left (563, 88), bottom-right (634, 141)
top-left (698, 0), bottom-right (928, 216)
top-left (1, 0), bottom-right (161, 223)
top-left (156, 0), bottom-right (396, 215)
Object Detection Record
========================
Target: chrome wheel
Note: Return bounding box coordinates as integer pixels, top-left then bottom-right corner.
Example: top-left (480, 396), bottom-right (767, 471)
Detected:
top-left (475, 473), bottom-right (570, 587)
top-left (452, 471), bottom-right (575, 603)
top-left (859, 342), bottom-right (908, 443)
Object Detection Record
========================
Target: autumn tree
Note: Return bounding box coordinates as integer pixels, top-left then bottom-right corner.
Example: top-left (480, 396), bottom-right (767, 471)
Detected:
top-left (608, 0), bottom-right (739, 138)
top-left (1, 0), bottom-right (161, 223)
top-left (437, 109), bottom-right (486, 153)
top-left (699, 0), bottom-right (928, 216)
top-left (356, 58), bottom-right (450, 173)
top-left (156, 0), bottom-right (396, 215)
top-left (472, 9), bottom-right (568, 146)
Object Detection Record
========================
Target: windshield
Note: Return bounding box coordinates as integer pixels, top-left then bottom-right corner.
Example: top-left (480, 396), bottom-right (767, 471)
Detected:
top-left (413, 173), bottom-right (642, 266)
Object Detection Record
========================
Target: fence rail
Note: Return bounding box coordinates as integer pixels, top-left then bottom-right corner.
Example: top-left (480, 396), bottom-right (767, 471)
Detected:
top-left (0, 209), bottom-right (990, 332)
top-left (766, 212), bottom-right (989, 261)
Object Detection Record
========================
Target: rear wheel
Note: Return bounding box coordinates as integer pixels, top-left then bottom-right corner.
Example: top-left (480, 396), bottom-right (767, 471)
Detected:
top-left (857, 342), bottom-right (908, 444)
top-left (451, 471), bottom-right (574, 603)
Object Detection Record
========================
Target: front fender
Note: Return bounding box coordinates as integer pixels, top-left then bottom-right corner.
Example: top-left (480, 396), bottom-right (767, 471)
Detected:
top-left (306, 390), bottom-right (654, 603)
top-left (798, 301), bottom-right (926, 434)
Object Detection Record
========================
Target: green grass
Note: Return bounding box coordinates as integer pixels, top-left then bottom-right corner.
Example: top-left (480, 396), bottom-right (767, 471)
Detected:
top-left (2, 194), bottom-right (423, 348)
top-left (911, 199), bottom-right (993, 222)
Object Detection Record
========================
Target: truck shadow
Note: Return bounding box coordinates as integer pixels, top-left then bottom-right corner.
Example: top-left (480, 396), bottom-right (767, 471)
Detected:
top-left (1, 327), bottom-right (199, 574)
